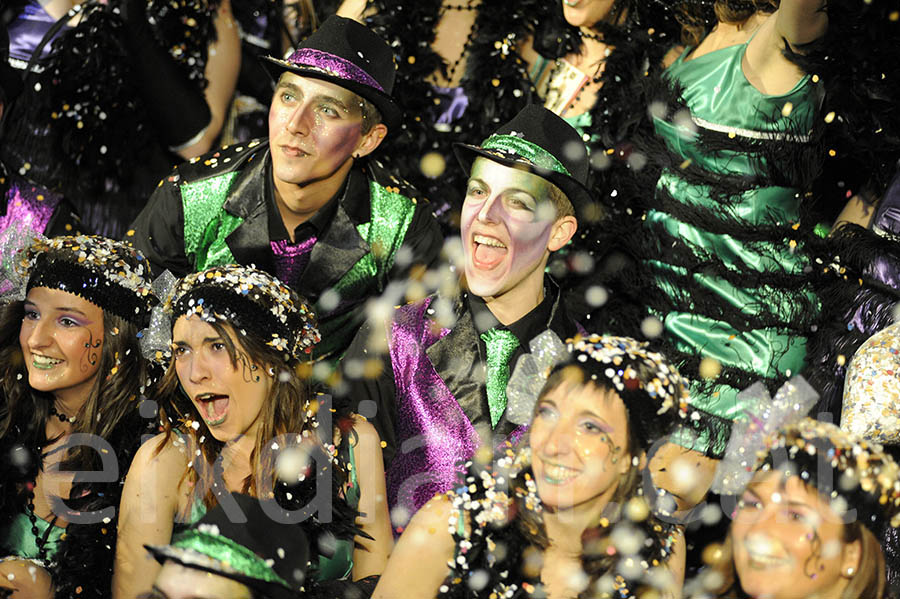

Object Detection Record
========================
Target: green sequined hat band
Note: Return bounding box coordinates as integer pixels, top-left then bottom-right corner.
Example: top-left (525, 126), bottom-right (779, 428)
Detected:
top-left (480, 134), bottom-right (572, 177)
top-left (167, 528), bottom-right (291, 588)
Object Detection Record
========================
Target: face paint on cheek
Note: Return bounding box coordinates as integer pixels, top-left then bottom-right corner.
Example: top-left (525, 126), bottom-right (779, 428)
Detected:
top-left (79, 334), bottom-right (102, 373)
top-left (503, 217), bottom-right (554, 280)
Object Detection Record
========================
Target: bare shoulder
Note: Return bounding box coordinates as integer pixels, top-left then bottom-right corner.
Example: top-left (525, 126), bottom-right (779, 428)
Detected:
top-left (349, 417), bottom-right (381, 449)
top-left (127, 432), bottom-right (190, 482)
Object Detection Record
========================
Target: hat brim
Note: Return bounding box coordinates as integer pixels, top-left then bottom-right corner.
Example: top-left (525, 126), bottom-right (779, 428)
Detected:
top-left (260, 56), bottom-right (401, 131)
top-left (145, 544), bottom-right (299, 599)
top-left (453, 142), bottom-right (595, 221)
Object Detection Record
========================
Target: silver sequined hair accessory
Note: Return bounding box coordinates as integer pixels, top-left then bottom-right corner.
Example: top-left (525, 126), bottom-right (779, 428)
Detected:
top-left (760, 419), bottom-right (900, 532)
top-left (506, 330), bottom-right (569, 425)
top-left (711, 376), bottom-right (818, 495)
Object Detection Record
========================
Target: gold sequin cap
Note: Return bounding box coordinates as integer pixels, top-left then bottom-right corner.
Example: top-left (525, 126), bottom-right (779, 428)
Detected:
top-left (156, 265), bottom-right (320, 363)
top-left (758, 418), bottom-right (900, 532)
top-left (6, 234), bottom-right (156, 326)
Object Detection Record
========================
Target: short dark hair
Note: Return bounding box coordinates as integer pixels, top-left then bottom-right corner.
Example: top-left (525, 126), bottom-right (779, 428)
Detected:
top-left (547, 181), bottom-right (574, 219)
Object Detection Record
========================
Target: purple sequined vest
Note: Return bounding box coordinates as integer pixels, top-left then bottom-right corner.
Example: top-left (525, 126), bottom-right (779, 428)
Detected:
top-left (386, 297), bottom-right (482, 524)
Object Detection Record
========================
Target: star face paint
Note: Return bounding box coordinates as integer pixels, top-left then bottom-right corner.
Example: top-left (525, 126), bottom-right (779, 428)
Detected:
top-left (529, 379), bottom-right (631, 512)
top-left (731, 471), bottom-right (852, 599)
top-left (19, 287), bottom-right (104, 406)
top-left (268, 72), bottom-right (366, 201)
top-left (461, 157), bottom-right (558, 300)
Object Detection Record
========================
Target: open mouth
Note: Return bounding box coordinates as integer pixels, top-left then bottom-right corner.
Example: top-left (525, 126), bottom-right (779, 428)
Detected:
top-left (540, 461), bottom-right (581, 485)
top-left (195, 393), bottom-right (230, 426)
top-left (471, 234), bottom-right (508, 269)
top-left (31, 354), bottom-right (63, 370)
top-left (743, 537), bottom-right (788, 569)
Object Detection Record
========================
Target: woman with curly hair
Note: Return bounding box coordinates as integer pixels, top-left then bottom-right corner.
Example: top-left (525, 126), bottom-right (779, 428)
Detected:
top-left (706, 419), bottom-right (898, 599)
top-left (373, 334), bottom-right (695, 599)
top-left (0, 235), bottom-right (159, 599)
top-left (114, 265), bottom-right (392, 599)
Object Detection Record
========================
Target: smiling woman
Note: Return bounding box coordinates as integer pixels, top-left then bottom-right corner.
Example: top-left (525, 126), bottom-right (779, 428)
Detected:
top-left (373, 334), bottom-right (699, 599)
top-left (0, 235), bottom-right (158, 599)
top-left (706, 419), bottom-right (899, 599)
top-left (114, 264), bottom-right (393, 599)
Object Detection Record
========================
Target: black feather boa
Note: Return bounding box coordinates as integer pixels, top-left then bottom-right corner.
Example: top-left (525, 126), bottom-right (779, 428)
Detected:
top-left (437, 449), bottom-right (680, 599)
top-left (0, 0), bottom-right (218, 202)
top-left (0, 398), bottom-right (155, 599)
top-left (363, 0), bottom-right (548, 227)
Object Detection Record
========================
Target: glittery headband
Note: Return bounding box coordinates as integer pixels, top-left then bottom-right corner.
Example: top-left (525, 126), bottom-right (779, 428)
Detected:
top-left (507, 333), bottom-right (693, 448)
top-left (147, 524), bottom-right (290, 589)
top-left (142, 265), bottom-right (320, 365)
top-left (0, 233), bottom-right (156, 326)
top-left (757, 419), bottom-right (900, 532)
top-left (480, 134), bottom-right (573, 177)
top-left (275, 48), bottom-right (384, 92)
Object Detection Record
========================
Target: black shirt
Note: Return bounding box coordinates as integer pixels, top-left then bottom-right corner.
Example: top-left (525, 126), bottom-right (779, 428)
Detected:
top-left (342, 278), bottom-right (578, 467)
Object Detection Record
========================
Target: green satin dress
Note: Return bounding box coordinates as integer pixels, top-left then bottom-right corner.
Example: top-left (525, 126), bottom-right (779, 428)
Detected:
top-left (1, 509), bottom-right (64, 563)
top-left (647, 38), bottom-right (819, 450)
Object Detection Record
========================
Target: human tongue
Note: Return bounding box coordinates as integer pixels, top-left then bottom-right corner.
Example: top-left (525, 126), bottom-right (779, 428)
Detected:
top-left (203, 396), bottom-right (229, 421)
top-left (474, 241), bottom-right (507, 267)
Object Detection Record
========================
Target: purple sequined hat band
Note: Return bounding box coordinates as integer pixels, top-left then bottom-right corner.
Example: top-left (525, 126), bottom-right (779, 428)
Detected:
top-left (283, 48), bottom-right (384, 92)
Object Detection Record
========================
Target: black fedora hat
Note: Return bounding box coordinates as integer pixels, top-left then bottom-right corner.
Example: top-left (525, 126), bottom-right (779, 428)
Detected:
top-left (145, 493), bottom-right (310, 599)
top-left (0, 23), bottom-right (22, 104)
top-left (261, 16), bottom-right (401, 130)
top-left (453, 105), bottom-right (594, 219)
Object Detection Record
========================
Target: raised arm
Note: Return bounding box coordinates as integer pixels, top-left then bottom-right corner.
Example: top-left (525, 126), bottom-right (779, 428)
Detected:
top-left (350, 418), bottom-right (393, 579)
top-left (175, 0), bottom-right (242, 159)
top-left (372, 494), bottom-right (456, 599)
top-left (112, 434), bottom-right (188, 599)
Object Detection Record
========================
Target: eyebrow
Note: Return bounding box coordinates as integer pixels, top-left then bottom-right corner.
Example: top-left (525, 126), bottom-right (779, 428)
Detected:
top-left (172, 337), bottom-right (222, 348)
top-left (275, 81), bottom-right (352, 113)
top-left (24, 300), bottom-right (89, 317)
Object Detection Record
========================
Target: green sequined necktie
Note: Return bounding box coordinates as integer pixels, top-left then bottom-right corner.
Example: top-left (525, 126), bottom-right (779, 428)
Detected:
top-left (480, 328), bottom-right (520, 429)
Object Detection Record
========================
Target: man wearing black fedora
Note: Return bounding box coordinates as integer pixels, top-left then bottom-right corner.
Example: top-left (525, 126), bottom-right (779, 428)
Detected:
top-left (0, 22), bottom-right (82, 240)
top-left (342, 104), bottom-right (592, 524)
top-left (131, 15), bottom-right (442, 360)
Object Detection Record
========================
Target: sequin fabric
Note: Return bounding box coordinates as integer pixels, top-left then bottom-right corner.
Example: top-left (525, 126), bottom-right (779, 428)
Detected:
top-left (3, 235), bottom-right (156, 326)
top-left (150, 524), bottom-right (290, 588)
top-left (162, 265), bottom-right (320, 363)
top-left (181, 172), bottom-right (242, 270)
top-left (0, 178), bottom-right (60, 239)
top-left (272, 48), bottom-right (384, 92)
top-left (759, 419), bottom-right (900, 531)
top-left (481, 328), bottom-right (519, 429)
top-left (270, 235), bottom-right (317, 289)
top-left (387, 297), bottom-right (481, 522)
top-left (316, 180), bottom-right (417, 357)
top-left (480, 133), bottom-right (572, 176)
top-left (842, 321), bottom-right (900, 445)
